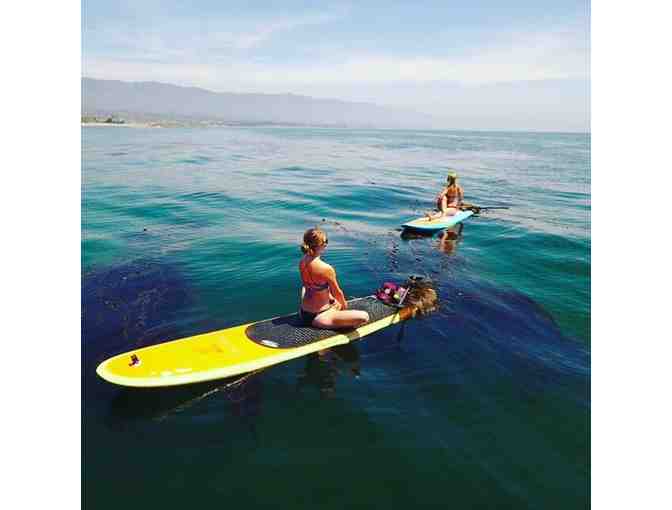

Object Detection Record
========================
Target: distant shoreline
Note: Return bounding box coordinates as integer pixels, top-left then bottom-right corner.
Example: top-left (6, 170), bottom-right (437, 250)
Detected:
top-left (82, 122), bottom-right (160, 128)
top-left (80, 121), bottom-right (590, 135)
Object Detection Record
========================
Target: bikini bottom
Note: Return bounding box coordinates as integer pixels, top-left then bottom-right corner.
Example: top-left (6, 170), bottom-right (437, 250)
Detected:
top-left (299, 301), bottom-right (336, 326)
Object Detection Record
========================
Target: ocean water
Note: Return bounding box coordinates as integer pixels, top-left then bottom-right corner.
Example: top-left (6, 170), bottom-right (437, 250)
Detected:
top-left (82, 126), bottom-right (590, 509)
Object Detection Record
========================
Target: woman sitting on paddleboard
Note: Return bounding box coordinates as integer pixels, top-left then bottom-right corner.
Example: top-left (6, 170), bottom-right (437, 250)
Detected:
top-left (299, 228), bottom-right (370, 329)
top-left (426, 171), bottom-right (464, 221)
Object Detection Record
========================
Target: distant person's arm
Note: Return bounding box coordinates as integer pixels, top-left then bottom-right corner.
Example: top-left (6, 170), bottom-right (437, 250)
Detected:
top-left (439, 194), bottom-right (449, 212)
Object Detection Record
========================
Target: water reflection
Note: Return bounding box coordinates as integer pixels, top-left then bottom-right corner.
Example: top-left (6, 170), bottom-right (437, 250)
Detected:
top-left (296, 343), bottom-right (361, 398)
top-left (400, 223), bottom-right (465, 257)
top-left (437, 224), bottom-right (464, 255)
top-left (105, 370), bottom-right (264, 426)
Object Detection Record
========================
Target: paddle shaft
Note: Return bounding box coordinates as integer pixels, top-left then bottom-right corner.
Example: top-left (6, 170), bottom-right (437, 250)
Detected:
top-left (460, 203), bottom-right (510, 213)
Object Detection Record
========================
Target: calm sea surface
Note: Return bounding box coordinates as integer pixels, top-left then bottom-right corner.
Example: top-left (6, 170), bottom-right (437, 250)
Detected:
top-left (83, 126), bottom-right (590, 509)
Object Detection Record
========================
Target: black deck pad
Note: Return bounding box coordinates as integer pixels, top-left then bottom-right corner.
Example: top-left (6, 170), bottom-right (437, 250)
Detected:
top-left (245, 296), bottom-right (399, 349)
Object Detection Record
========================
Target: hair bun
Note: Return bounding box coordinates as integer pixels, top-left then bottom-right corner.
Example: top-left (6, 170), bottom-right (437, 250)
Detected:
top-left (302, 227), bottom-right (327, 255)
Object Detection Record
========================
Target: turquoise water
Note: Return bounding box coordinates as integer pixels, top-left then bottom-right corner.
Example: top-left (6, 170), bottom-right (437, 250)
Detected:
top-left (83, 126), bottom-right (590, 508)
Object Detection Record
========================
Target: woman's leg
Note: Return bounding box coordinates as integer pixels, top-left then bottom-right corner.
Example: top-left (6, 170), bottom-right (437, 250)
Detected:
top-left (313, 308), bottom-right (370, 329)
top-left (426, 206), bottom-right (459, 220)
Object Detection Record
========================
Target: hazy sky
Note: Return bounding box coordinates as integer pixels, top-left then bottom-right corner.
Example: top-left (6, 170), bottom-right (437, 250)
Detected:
top-left (82, 1), bottom-right (590, 132)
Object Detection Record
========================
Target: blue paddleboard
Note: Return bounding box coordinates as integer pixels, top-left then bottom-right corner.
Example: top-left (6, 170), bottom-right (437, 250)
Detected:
top-left (401, 210), bottom-right (474, 232)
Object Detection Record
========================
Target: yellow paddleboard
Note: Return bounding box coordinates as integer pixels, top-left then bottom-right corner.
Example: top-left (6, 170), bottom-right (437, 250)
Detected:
top-left (96, 296), bottom-right (413, 388)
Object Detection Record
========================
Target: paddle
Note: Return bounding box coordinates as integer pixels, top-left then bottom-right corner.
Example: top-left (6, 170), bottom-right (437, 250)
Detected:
top-left (460, 202), bottom-right (510, 214)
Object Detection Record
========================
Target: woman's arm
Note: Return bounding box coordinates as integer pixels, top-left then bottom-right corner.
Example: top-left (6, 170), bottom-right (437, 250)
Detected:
top-left (324, 265), bottom-right (348, 309)
top-left (439, 194), bottom-right (449, 212)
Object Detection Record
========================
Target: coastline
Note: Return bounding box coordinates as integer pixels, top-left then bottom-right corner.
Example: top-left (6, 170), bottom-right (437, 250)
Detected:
top-left (82, 122), bottom-right (161, 128)
top-left (80, 121), bottom-right (590, 135)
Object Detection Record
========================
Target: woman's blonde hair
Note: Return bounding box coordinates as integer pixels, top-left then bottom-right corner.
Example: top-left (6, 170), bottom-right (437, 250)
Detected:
top-left (301, 228), bottom-right (328, 255)
top-left (404, 280), bottom-right (439, 318)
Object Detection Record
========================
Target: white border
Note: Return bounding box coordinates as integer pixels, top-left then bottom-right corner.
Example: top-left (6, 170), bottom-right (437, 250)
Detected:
top-left (11, 1), bottom-right (672, 508)
top-left (5, 4), bottom-right (81, 508)
top-left (592, 1), bottom-right (671, 509)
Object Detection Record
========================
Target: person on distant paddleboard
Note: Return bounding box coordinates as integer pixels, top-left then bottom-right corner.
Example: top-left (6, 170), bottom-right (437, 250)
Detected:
top-left (299, 228), bottom-right (370, 329)
top-left (425, 171), bottom-right (464, 221)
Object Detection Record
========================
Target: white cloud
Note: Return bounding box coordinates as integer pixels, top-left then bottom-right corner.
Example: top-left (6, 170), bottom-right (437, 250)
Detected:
top-left (244, 25), bottom-right (588, 86)
top-left (84, 10), bottom-right (344, 60)
top-left (85, 24), bottom-right (588, 89)
top-left (214, 12), bottom-right (343, 50)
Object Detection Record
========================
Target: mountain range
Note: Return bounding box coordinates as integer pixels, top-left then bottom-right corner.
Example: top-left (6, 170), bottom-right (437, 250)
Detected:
top-left (82, 77), bottom-right (439, 128)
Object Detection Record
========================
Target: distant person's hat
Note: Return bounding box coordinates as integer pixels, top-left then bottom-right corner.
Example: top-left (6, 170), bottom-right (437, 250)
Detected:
top-left (446, 171), bottom-right (458, 180)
